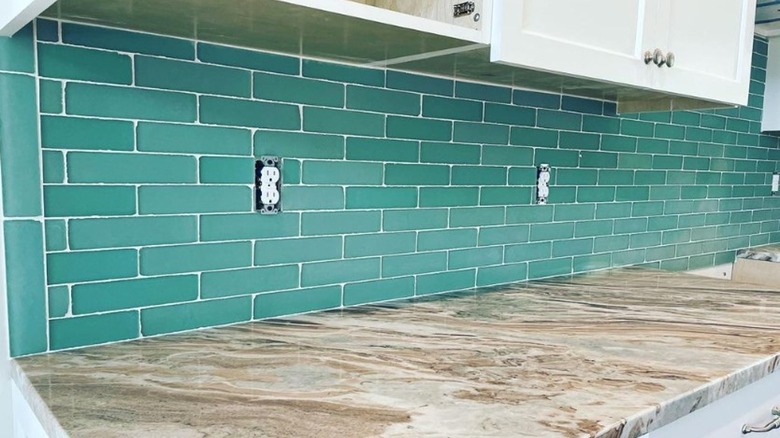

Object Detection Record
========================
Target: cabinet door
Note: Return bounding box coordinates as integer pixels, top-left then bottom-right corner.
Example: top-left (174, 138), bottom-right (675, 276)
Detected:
top-left (490, 0), bottom-right (658, 89)
top-left (653, 0), bottom-right (756, 105)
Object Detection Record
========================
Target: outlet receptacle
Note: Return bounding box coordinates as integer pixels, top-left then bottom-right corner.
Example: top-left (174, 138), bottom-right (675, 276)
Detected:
top-left (537, 163), bottom-right (550, 205)
top-left (256, 156), bottom-right (281, 214)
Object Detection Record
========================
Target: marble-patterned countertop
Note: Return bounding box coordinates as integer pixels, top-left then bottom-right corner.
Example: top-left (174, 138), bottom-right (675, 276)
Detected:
top-left (737, 244), bottom-right (780, 261)
top-left (14, 268), bottom-right (780, 437)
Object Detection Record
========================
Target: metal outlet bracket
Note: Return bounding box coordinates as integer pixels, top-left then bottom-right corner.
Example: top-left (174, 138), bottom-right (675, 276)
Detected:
top-left (454, 2), bottom-right (476, 17)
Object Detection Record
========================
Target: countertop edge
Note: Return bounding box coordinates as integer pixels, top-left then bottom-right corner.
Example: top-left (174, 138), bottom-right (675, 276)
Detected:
top-left (596, 352), bottom-right (780, 438)
top-left (10, 359), bottom-right (69, 438)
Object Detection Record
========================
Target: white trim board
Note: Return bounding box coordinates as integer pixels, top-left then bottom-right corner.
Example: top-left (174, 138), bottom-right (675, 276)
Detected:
top-left (0, 130), bottom-right (14, 437)
top-left (0, 0), bottom-right (56, 36)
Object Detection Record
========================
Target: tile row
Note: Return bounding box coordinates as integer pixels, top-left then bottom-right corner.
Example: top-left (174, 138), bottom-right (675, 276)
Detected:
top-left (45, 233), bottom-right (774, 351)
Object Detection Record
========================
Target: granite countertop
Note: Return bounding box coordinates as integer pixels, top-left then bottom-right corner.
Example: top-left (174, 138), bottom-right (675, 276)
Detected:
top-left (13, 268), bottom-right (780, 438)
top-left (737, 244), bottom-right (780, 262)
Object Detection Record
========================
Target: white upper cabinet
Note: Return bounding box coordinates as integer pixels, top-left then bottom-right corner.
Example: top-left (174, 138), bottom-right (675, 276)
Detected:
top-left (36, 0), bottom-right (494, 66)
top-left (0, 0), bottom-right (57, 35)
top-left (653, 0), bottom-right (756, 105)
top-left (490, 1), bottom-right (655, 89)
top-left (281, 0), bottom-right (493, 46)
top-left (491, 0), bottom-right (757, 107)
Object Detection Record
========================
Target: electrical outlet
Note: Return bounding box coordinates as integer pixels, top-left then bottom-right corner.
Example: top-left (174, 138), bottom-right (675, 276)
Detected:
top-left (255, 156), bottom-right (281, 214)
top-left (773, 172), bottom-right (779, 195)
top-left (537, 163), bottom-right (550, 205)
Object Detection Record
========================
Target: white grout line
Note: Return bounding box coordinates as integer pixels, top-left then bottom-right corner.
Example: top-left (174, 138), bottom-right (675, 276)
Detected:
top-left (28, 20), bottom-right (56, 353)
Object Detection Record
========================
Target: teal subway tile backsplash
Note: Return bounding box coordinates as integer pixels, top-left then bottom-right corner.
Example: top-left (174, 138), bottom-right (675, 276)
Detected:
top-left (199, 157), bottom-right (254, 184)
top-left (38, 44), bottom-right (132, 84)
top-left (454, 121), bottom-right (509, 144)
top-left (529, 257), bottom-right (573, 279)
top-left (343, 277), bottom-right (415, 306)
top-left (304, 60), bottom-right (384, 86)
top-left (138, 186), bottom-right (251, 214)
top-left (44, 220), bottom-right (66, 251)
top-left (421, 142), bottom-right (481, 164)
top-left (254, 236), bottom-right (341, 265)
top-left (484, 103), bottom-right (535, 126)
top-left (347, 85), bottom-right (419, 115)
top-left (36, 20), bottom-right (58, 42)
top-left (386, 163), bottom-right (449, 185)
top-left (301, 211), bottom-right (381, 235)
top-left (419, 187), bottom-right (479, 207)
top-left (42, 151), bottom-right (64, 183)
top-left (48, 286), bottom-right (69, 318)
top-left (416, 270), bottom-right (475, 295)
top-left (138, 56), bottom-right (250, 97)
top-left (285, 186), bottom-right (344, 210)
top-left (50, 311), bottom-right (139, 350)
top-left (450, 207), bottom-right (505, 227)
top-left (387, 115), bottom-right (451, 141)
top-left (253, 286), bottom-right (341, 320)
top-left (4, 221), bottom-right (47, 356)
top-left (346, 137), bottom-right (418, 162)
top-left (67, 152), bottom-right (197, 183)
top-left (1, 19), bottom-right (778, 355)
top-left (69, 216), bottom-right (197, 250)
top-left (140, 297), bottom-right (251, 336)
top-left (138, 122), bottom-right (251, 155)
top-left (382, 252), bottom-right (448, 277)
top-left (423, 95), bottom-right (483, 121)
top-left (345, 187), bottom-right (416, 209)
top-left (198, 42), bottom-right (298, 74)
top-left (504, 242), bottom-right (552, 263)
top-left (386, 70), bottom-right (452, 96)
top-left (418, 228), bottom-right (477, 251)
top-left (62, 22), bottom-right (194, 59)
top-left (344, 232), bottom-right (417, 258)
top-left (72, 275), bottom-right (199, 314)
top-left (0, 24), bottom-right (34, 73)
top-left (449, 246), bottom-right (503, 269)
top-left (201, 266), bottom-right (299, 299)
top-left (301, 258), bottom-right (380, 287)
top-left (0, 73), bottom-right (42, 217)
top-left (254, 72), bottom-right (343, 107)
top-left (255, 131), bottom-right (344, 159)
top-left (304, 107), bottom-right (383, 136)
top-left (303, 161), bottom-right (383, 185)
top-left (139, 242), bottom-right (251, 276)
top-left (200, 96), bottom-right (300, 129)
top-left (200, 213), bottom-right (299, 241)
top-left (44, 185), bottom-right (136, 217)
top-left (47, 249), bottom-right (138, 284)
top-left (66, 83), bottom-right (197, 122)
top-left (478, 225), bottom-right (530, 246)
top-left (39, 79), bottom-right (62, 113)
top-left (514, 89), bottom-right (559, 109)
top-left (42, 116), bottom-right (135, 151)
top-left (477, 263), bottom-right (528, 287)
top-left (456, 81), bottom-right (511, 103)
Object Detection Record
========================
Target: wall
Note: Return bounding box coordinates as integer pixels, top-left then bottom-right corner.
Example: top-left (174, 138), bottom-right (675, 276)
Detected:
top-left (0, 23), bottom-right (48, 358)
top-left (1, 19), bottom-right (779, 355)
top-left (0, 22), bottom-right (43, 434)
